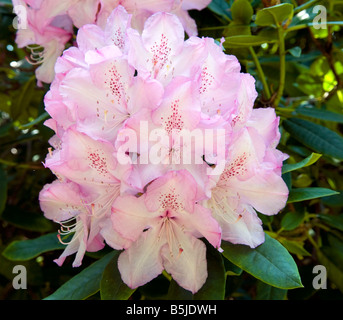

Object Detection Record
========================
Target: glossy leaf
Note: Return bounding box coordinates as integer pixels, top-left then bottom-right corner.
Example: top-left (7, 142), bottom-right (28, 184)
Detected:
top-left (44, 251), bottom-right (116, 300)
top-left (221, 233), bottom-right (303, 289)
top-left (282, 153), bottom-right (322, 174)
top-left (287, 187), bottom-right (339, 203)
top-left (2, 232), bottom-right (65, 261)
top-left (100, 250), bottom-right (135, 300)
top-left (283, 118), bottom-right (343, 160)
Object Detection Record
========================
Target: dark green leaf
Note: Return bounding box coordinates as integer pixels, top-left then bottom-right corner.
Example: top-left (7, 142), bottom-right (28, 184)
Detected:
top-left (282, 153), bottom-right (322, 174)
top-left (0, 165), bottom-right (7, 216)
top-left (167, 279), bottom-right (193, 300)
top-left (44, 251), bottom-right (116, 300)
top-left (255, 3), bottom-right (294, 27)
top-left (100, 250), bottom-right (135, 300)
top-left (0, 246), bottom-right (44, 286)
top-left (256, 281), bottom-right (288, 300)
top-left (194, 241), bottom-right (226, 300)
top-left (280, 211), bottom-right (305, 231)
top-left (221, 233), bottom-right (302, 289)
top-left (296, 107), bottom-right (343, 123)
top-left (317, 249), bottom-right (343, 293)
top-left (207, 0), bottom-right (231, 19)
top-left (2, 232), bottom-right (65, 261)
top-left (283, 118), bottom-right (343, 160)
top-left (1, 205), bottom-right (54, 232)
top-left (11, 76), bottom-right (36, 120)
top-left (318, 213), bottom-right (343, 232)
top-left (287, 188), bottom-right (339, 203)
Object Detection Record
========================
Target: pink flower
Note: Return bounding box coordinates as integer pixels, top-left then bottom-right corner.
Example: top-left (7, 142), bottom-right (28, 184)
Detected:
top-left (12, 0), bottom-right (211, 84)
top-left (204, 111), bottom-right (289, 248)
top-left (39, 6), bottom-right (289, 292)
top-left (111, 170), bottom-right (221, 293)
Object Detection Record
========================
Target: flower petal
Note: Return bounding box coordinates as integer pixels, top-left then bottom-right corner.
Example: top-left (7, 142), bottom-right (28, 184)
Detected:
top-left (118, 227), bottom-right (165, 289)
top-left (161, 224), bottom-right (208, 294)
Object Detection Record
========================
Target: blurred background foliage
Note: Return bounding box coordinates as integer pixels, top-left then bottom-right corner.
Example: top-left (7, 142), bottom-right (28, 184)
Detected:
top-left (0, 0), bottom-right (343, 300)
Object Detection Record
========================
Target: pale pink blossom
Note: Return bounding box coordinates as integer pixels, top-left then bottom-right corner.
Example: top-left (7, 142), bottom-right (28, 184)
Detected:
top-left (39, 7), bottom-right (289, 292)
top-left (111, 170), bottom-right (221, 293)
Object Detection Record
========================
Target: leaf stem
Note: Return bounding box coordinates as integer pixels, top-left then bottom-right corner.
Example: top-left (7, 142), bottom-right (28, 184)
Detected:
top-left (0, 158), bottom-right (43, 170)
top-left (249, 46), bottom-right (271, 100)
top-left (274, 26), bottom-right (286, 108)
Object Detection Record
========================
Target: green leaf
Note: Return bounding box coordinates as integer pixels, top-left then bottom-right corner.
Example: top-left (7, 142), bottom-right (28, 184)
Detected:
top-left (255, 3), bottom-right (294, 27)
top-left (224, 35), bottom-right (277, 48)
top-left (1, 205), bottom-right (54, 232)
top-left (0, 165), bottom-right (7, 216)
top-left (44, 251), bottom-right (117, 300)
top-left (295, 107), bottom-right (343, 123)
top-left (256, 281), bottom-right (288, 300)
top-left (277, 238), bottom-right (311, 257)
top-left (167, 279), bottom-right (193, 300)
top-left (289, 46), bottom-right (302, 57)
top-left (207, 0), bottom-right (231, 19)
top-left (2, 232), bottom-right (65, 261)
top-left (194, 241), bottom-right (226, 300)
top-left (317, 249), bottom-right (343, 293)
top-left (280, 211), bottom-right (305, 231)
top-left (283, 118), bottom-right (343, 160)
top-left (282, 153), bottom-right (322, 174)
top-left (231, 0), bottom-right (253, 24)
top-left (221, 233), bottom-right (302, 289)
top-left (100, 250), bottom-right (135, 300)
top-left (317, 213), bottom-right (343, 232)
top-left (11, 76), bottom-right (36, 120)
top-left (287, 187), bottom-right (339, 203)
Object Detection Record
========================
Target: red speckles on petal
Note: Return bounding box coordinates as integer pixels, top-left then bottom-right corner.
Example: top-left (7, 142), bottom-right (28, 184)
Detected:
top-left (221, 153), bottom-right (248, 181)
top-left (112, 28), bottom-right (125, 50)
top-left (159, 187), bottom-right (184, 213)
top-left (199, 66), bottom-right (214, 94)
top-left (104, 64), bottom-right (124, 104)
top-left (150, 33), bottom-right (172, 76)
top-left (87, 149), bottom-right (108, 176)
top-left (161, 99), bottom-right (184, 134)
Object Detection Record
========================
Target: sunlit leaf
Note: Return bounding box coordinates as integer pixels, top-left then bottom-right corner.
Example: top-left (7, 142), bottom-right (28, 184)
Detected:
top-left (255, 3), bottom-right (294, 27)
top-left (282, 153), bottom-right (322, 174)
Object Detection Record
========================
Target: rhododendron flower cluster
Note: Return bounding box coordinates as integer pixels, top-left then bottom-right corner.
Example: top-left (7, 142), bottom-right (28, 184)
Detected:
top-left (12, 0), bottom-right (210, 84)
top-left (39, 6), bottom-right (289, 293)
